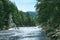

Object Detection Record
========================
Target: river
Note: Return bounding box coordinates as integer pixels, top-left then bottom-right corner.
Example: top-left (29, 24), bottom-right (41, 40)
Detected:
top-left (0, 27), bottom-right (50, 40)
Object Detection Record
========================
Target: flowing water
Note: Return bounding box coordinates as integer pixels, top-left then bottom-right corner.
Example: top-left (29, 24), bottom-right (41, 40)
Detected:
top-left (0, 27), bottom-right (50, 40)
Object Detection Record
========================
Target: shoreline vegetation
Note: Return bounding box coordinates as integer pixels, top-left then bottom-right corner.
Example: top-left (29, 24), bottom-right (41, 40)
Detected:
top-left (0, 0), bottom-right (60, 40)
top-left (0, 0), bottom-right (37, 30)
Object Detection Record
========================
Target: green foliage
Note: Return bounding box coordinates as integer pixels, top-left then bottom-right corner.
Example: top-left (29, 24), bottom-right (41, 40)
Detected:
top-left (25, 12), bottom-right (36, 26)
top-left (12, 11), bottom-right (25, 26)
top-left (36, 0), bottom-right (60, 40)
top-left (0, 0), bottom-right (17, 30)
top-left (0, 0), bottom-right (36, 30)
top-left (12, 11), bottom-right (36, 27)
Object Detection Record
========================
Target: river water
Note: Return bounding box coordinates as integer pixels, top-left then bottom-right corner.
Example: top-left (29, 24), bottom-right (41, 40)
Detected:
top-left (0, 27), bottom-right (50, 40)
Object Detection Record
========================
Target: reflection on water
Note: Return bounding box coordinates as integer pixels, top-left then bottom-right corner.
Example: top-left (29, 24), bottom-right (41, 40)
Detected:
top-left (0, 27), bottom-right (50, 40)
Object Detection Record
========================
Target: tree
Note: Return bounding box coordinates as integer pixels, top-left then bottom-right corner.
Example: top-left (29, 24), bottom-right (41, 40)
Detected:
top-left (36, 0), bottom-right (60, 40)
top-left (12, 11), bottom-right (25, 27)
top-left (13, 11), bottom-right (36, 27)
top-left (24, 12), bottom-right (36, 26)
top-left (0, 0), bottom-right (18, 30)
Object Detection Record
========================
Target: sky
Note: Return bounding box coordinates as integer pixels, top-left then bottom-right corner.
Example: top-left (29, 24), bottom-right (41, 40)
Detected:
top-left (10, 0), bottom-right (36, 12)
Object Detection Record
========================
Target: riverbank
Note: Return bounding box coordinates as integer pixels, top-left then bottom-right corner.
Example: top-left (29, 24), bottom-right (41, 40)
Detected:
top-left (37, 25), bottom-right (60, 40)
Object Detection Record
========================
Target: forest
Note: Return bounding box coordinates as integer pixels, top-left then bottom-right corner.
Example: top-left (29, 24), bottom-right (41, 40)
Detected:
top-left (0, 0), bottom-right (37, 30)
top-left (0, 0), bottom-right (60, 40)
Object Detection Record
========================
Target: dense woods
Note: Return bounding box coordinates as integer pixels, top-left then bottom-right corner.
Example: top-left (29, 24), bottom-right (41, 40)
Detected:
top-left (0, 0), bottom-right (60, 40)
top-left (13, 11), bottom-right (36, 27)
top-left (36, 0), bottom-right (60, 40)
top-left (0, 0), bottom-right (17, 30)
top-left (0, 0), bottom-right (36, 30)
